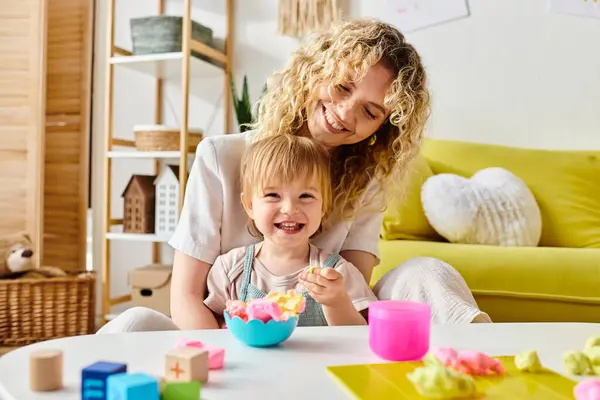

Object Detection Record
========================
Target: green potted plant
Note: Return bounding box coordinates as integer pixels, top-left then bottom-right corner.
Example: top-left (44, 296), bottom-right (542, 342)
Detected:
top-left (230, 74), bottom-right (267, 133)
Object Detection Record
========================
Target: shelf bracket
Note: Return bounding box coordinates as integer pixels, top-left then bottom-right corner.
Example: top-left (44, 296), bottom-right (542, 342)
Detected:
top-left (113, 46), bottom-right (132, 56)
top-left (190, 39), bottom-right (227, 66)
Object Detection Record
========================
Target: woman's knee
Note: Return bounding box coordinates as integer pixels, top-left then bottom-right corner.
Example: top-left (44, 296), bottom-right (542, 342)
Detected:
top-left (378, 257), bottom-right (458, 282)
top-left (96, 306), bottom-right (178, 334)
top-left (372, 256), bottom-right (466, 301)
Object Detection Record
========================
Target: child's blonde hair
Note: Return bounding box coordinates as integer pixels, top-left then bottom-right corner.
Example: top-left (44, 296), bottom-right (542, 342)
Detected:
top-left (240, 134), bottom-right (332, 238)
top-left (251, 18), bottom-right (430, 220)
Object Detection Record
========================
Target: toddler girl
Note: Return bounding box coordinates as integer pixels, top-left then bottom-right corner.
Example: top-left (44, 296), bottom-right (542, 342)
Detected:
top-left (204, 134), bottom-right (377, 327)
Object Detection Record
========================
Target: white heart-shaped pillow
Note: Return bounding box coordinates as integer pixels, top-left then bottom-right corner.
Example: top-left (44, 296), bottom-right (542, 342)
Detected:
top-left (421, 167), bottom-right (542, 246)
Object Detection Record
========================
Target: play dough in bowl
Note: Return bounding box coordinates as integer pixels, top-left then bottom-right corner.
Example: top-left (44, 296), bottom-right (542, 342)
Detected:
top-left (224, 311), bottom-right (298, 348)
top-left (224, 290), bottom-right (305, 347)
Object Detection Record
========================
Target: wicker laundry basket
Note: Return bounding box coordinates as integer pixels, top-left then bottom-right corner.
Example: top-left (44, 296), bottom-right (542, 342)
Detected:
top-left (0, 272), bottom-right (96, 346)
top-left (134, 125), bottom-right (203, 152)
top-left (130, 15), bottom-right (214, 61)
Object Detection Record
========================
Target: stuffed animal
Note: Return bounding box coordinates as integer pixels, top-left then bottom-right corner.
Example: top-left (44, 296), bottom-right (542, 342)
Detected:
top-left (0, 232), bottom-right (36, 276)
top-left (0, 232), bottom-right (66, 279)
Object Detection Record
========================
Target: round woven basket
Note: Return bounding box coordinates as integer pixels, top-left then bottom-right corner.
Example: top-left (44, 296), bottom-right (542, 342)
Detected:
top-left (134, 125), bottom-right (204, 152)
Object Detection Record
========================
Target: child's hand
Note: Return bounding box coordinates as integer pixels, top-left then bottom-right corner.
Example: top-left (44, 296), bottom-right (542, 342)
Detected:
top-left (299, 268), bottom-right (348, 307)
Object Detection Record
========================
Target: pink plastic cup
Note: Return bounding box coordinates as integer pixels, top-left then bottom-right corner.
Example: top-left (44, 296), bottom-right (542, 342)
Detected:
top-left (368, 300), bottom-right (431, 361)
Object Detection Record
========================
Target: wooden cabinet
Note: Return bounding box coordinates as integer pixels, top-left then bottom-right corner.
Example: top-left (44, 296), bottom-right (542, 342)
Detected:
top-left (0, 1), bottom-right (48, 263)
top-left (0, 0), bottom-right (93, 271)
top-left (44, 0), bottom-right (93, 271)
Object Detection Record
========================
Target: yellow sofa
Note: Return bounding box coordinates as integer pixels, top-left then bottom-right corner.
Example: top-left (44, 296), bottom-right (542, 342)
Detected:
top-left (373, 138), bottom-right (600, 323)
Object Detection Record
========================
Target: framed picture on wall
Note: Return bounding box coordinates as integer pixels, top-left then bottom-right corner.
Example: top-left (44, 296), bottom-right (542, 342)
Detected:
top-left (548, 0), bottom-right (600, 19)
top-left (369, 0), bottom-right (470, 33)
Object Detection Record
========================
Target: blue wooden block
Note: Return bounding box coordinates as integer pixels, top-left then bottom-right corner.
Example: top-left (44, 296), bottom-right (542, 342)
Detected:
top-left (81, 361), bottom-right (127, 400)
top-left (107, 373), bottom-right (159, 400)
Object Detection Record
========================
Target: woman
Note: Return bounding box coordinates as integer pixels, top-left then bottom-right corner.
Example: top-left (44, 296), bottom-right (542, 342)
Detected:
top-left (99, 18), bottom-right (489, 334)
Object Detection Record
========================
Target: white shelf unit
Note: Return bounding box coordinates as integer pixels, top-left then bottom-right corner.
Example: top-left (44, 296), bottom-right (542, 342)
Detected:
top-left (105, 232), bottom-right (172, 242)
top-left (107, 150), bottom-right (190, 159)
top-left (100, 0), bottom-right (234, 323)
top-left (109, 51), bottom-right (224, 80)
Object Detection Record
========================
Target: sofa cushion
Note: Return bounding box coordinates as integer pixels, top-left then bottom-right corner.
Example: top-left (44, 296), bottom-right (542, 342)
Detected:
top-left (380, 155), bottom-right (444, 242)
top-left (421, 167), bottom-right (542, 246)
top-left (373, 239), bottom-right (600, 323)
top-left (422, 139), bottom-right (600, 248)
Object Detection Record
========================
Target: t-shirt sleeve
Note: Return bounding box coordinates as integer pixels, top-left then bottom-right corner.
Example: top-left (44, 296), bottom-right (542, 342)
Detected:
top-left (340, 180), bottom-right (385, 262)
top-left (335, 258), bottom-right (378, 312)
top-left (203, 256), bottom-right (231, 315)
top-left (168, 138), bottom-right (223, 264)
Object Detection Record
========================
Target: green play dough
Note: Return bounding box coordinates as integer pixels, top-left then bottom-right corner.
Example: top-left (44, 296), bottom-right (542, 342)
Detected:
top-left (563, 350), bottom-right (592, 375)
top-left (515, 350), bottom-right (543, 373)
top-left (423, 352), bottom-right (444, 367)
top-left (584, 336), bottom-right (600, 352)
top-left (407, 364), bottom-right (476, 399)
top-left (584, 346), bottom-right (600, 366)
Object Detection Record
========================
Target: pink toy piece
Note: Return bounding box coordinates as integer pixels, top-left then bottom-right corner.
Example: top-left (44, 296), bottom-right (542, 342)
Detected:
top-left (430, 346), bottom-right (459, 366)
top-left (175, 339), bottom-right (225, 370)
top-left (574, 378), bottom-right (600, 400)
top-left (453, 350), bottom-right (505, 376)
top-left (246, 298), bottom-right (283, 323)
top-left (368, 300), bottom-right (431, 362)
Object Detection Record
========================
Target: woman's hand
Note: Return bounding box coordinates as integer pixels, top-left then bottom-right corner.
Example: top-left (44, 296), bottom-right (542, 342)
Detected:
top-left (299, 268), bottom-right (347, 307)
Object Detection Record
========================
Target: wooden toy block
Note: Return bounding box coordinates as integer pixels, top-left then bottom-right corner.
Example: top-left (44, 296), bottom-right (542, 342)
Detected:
top-left (81, 361), bottom-right (127, 400)
top-left (162, 381), bottom-right (201, 400)
top-left (165, 347), bottom-right (209, 383)
top-left (107, 372), bottom-right (159, 400)
top-left (30, 349), bottom-right (63, 391)
top-left (175, 338), bottom-right (225, 369)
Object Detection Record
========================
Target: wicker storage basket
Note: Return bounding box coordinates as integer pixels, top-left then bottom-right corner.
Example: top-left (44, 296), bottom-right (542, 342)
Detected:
top-left (0, 272), bottom-right (96, 346)
top-left (134, 125), bottom-right (203, 152)
top-left (130, 16), bottom-right (214, 61)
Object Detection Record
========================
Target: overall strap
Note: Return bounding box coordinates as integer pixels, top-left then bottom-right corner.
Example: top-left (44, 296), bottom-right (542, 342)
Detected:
top-left (238, 245), bottom-right (255, 302)
top-left (322, 252), bottom-right (341, 269)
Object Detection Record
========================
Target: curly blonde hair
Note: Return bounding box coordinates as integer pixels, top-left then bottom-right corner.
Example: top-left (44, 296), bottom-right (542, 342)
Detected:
top-left (252, 18), bottom-right (431, 220)
top-left (240, 134), bottom-right (332, 238)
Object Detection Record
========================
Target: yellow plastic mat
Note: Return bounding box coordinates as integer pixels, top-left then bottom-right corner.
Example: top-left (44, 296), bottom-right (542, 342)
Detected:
top-left (327, 356), bottom-right (576, 399)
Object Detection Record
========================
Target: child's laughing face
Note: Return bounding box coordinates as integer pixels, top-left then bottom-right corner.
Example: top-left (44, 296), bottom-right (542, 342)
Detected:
top-left (243, 176), bottom-right (325, 247)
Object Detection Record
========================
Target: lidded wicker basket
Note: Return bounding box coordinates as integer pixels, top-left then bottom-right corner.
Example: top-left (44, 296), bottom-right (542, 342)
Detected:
top-left (0, 272), bottom-right (96, 346)
top-left (133, 125), bottom-right (204, 152)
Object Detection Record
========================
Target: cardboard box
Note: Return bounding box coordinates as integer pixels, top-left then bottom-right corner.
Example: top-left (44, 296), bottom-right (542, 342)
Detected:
top-left (129, 264), bottom-right (172, 316)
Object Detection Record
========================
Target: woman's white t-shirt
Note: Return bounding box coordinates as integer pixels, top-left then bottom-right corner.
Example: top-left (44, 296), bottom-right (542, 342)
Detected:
top-left (168, 131), bottom-right (384, 265)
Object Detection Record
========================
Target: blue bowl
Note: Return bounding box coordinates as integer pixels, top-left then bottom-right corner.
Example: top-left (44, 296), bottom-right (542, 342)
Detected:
top-left (224, 311), bottom-right (298, 348)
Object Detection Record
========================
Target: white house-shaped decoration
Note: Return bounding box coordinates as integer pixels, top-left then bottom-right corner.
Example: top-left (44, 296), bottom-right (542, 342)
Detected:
top-left (154, 165), bottom-right (180, 237)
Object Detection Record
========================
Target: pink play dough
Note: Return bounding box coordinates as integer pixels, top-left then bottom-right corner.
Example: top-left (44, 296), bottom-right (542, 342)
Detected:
top-left (429, 347), bottom-right (504, 376)
top-left (176, 338), bottom-right (225, 370)
top-left (454, 350), bottom-right (505, 376)
top-left (431, 346), bottom-right (459, 365)
top-left (246, 298), bottom-right (283, 323)
top-left (574, 378), bottom-right (600, 400)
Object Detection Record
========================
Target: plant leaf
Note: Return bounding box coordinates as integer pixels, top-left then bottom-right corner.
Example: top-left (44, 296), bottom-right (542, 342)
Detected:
top-left (242, 75), bottom-right (250, 111)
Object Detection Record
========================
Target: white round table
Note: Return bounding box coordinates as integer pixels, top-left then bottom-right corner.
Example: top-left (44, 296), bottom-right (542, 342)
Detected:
top-left (0, 323), bottom-right (598, 399)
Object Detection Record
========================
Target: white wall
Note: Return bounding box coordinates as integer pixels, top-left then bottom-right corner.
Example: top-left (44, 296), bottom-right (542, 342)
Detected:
top-left (397, 1), bottom-right (600, 149)
top-left (91, 0), bottom-right (600, 319)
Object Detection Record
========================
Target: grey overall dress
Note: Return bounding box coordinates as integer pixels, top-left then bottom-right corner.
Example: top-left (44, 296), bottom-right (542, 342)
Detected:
top-left (237, 244), bottom-right (341, 327)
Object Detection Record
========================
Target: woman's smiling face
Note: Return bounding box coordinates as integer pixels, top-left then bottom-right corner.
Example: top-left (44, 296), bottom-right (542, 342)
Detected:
top-left (306, 63), bottom-right (394, 148)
